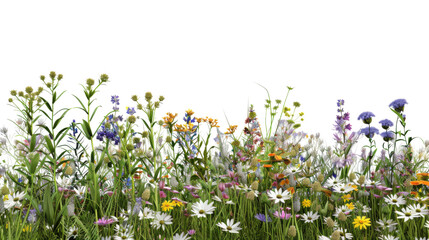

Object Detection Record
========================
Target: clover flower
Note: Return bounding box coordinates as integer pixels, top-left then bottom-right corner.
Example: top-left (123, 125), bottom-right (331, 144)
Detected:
top-left (379, 119), bottom-right (393, 130)
top-left (389, 99), bottom-right (408, 112)
top-left (358, 112), bottom-right (375, 124)
top-left (359, 127), bottom-right (379, 138)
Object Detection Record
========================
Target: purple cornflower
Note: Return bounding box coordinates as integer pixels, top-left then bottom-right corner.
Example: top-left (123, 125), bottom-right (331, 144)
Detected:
top-left (94, 217), bottom-right (116, 226)
top-left (255, 213), bottom-right (272, 222)
top-left (358, 112), bottom-right (375, 124)
top-left (359, 126), bottom-right (379, 138)
top-left (379, 119), bottom-right (393, 130)
top-left (389, 99), bottom-right (408, 112)
top-left (188, 230), bottom-right (196, 235)
top-left (380, 131), bottom-right (395, 142)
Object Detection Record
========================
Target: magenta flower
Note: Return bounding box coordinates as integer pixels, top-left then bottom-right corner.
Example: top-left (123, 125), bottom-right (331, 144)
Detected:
top-left (273, 210), bottom-right (291, 220)
top-left (94, 217), bottom-right (116, 226)
top-left (159, 190), bottom-right (166, 198)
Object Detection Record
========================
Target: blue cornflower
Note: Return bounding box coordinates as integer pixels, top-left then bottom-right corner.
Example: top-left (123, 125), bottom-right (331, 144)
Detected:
top-left (111, 95), bottom-right (120, 105)
top-left (380, 131), bottom-right (395, 142)
top-left (357, 112), bottom-right (375, 124)
top-left (379, 119), bottom-right (394, 130)
top-left (255, 213), bottom-right (272, 222)
top-left (126, 107), bottom-right (136, 115)
top-left (389, 99), bottom-right (407, 112)
top-left (359, 126), bottom-right (379, 138)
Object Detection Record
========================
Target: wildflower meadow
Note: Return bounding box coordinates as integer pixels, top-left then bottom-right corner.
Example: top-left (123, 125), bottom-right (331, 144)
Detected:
top-left (1, 72), bottom-right (429, 240)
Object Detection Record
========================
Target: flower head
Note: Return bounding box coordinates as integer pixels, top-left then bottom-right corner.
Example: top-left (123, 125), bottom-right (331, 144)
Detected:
top-left (379, 119), bottom-right (393, 130)
top-left (217, 219), bottom-right (242, 233)
top-left (359, 127), bottom-right (379, 138)
top-left (301, 211), bottom-right (320, 223)
top-left (358, 112), bottom-right (375, 124)
top-left (151, 212), bottom-right (173, 230)
top-left (267, 188), bottom-right (292, 204)
top-left (380, 131), bottom-right (395, 142)
top-left (191, 200), bottom-right (216, 218)
top-left (255, 213), bottom-right (272, 222)
top-left (94, 217), bottom-right (116, 226)
top-left (389, 99), bottom-right (408, 112)
top-left (352, 216), bottom-right (371, 230)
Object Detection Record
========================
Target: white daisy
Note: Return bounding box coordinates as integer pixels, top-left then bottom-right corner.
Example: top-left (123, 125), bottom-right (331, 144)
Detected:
top-left (73, 186), bottom-right (87, 198)
top-left (138, 207), bottom-right (154, 220)
top-left (425, 219), bottom-right (429, 228)
top-left (324, 176), bottom-right (344, 188)
top-left (378, 235), bottom-right (399, 240)
top-left (407, 203), bottom-right (429, 218)
top-left (395, 207), bottom-right (418, 222)
top-left (267, 188), bottom-right (292, 204)
top-left (191, 200), bottom-right (216, 218)
top-left (333, 205), bottom-right (351, 218)
top-left (216, 219), bottom-right (242, 233)
top-left (56, 176), bottom-right (73, 188)
top-left (172, 232), bottom-right (191, 240)
top-left (376, 219), bottom-right (398, 232)
top-left (301, 211), bottom-right (319, 223)
top-left (67, 225), bottom-right (78, 239)
top-left (4, 191), bottom-right (25, 210)
top-left (384, 194), bottom-right (406, 207)
top-left (319, 236), bottom-right (330, 240)
top-left (150, 212), bottom-right (173, 231)
top-left (332, 183), bottom-right (355, 194)
top-left (283, 165), bottom-right (302, 176)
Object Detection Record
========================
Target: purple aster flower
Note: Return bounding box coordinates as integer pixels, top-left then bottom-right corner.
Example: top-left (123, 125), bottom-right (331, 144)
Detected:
top-left (94, 217), bottom-right (116, 226)
top-left (389, 99), bottom-right (408, 112)
top-left (357, 112), bottom-right (375, 124)
top-left (255, 213), bottom-right (272, 222)
top-left (379, 119), bottom-right (393, 130)
top-left (111, 95), bottom-right (120, 105)
top-left (380, 131), bottom-right (395, 142)
top-left (359, 126), bottom-right (379, 138)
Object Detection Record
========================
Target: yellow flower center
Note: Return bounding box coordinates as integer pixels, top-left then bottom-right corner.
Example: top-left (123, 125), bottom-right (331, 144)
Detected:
top-left (199, 210), bottom-right (205, 214)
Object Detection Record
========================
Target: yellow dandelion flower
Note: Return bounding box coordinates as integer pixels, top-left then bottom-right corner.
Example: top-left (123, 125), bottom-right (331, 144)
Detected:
top-left (302, 199), bottom-right (311, 208)
top-left (172, 200), bottom-right (183, 207)
top-left (352, 216), bottom-right (371, 230)
top-left (161, 200), bottom-right (174, 212)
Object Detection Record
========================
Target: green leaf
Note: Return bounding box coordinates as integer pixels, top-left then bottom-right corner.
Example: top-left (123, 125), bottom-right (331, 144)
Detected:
top-left (44, 135), bottom-right (55, 154)
top-left (90, 106), bottom-right (101, 122)
top-left (52, 91), bottom-right (57, 104)
top-left (29, 134), bottom-right (37, 152)
top-left (39, 97), bottom-right (52, 112)
top-left (73, 95), bottom-right (88, 114)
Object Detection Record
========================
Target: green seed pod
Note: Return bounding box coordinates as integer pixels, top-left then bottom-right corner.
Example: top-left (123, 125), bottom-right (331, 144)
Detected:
top-left (287, 226), bottom-right (296, 237)
top-left (137, 104), bottom-right (143, 110)
top-left (1, 185), bottom-right (10, 195)
top-left (57, 74), bottom-right (63, 80)
top-left (131, 95), bottom-right (138, 101)
top-left (49, 71), bottom-right (56, 80)
top-left (40, 75), bottom-right (45, 81)
top-left (159, 96), bottom-right (165, 101)
top-left (142, 131), bottom-right (149, 138)
top-left (154, 101), bottom-right (160, 108)
top-left (10, 90), bottom-right (17, 96)
top-left (145, 92), bottom-right (152, 102)
top-left (100, 74), bottom-right (109, 82)
top-left (142, 188), bottom-right (151, 201)
top-left (250, 181), bottom-right (258, 191)
top-left (126, 144), bottom-right (134, 151)
top-left (133, 137), bottom-right (141, 144)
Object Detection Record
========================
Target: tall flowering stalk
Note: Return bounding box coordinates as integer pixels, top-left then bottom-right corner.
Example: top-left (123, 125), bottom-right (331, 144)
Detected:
top-left (332, 99), bottom-right (358, 179)
top-left (358, 111), bottom-right (379, 177)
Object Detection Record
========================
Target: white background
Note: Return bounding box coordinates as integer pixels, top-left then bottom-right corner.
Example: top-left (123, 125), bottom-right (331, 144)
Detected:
top-left (1, 1), bottom-right (428, 154)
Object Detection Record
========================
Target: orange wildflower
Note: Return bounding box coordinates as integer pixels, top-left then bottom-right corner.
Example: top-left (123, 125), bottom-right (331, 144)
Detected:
top-left (263, 164), bottom-right (273, 168)
top-left (410, 181), bottom-right (422, 186)
top-left (268, 153), bottom-right (276, 157)
top-left (419, 180), bottom-right (429, 186)
top-left (274, 155), bottom-right (282, 161)
top-left (287, 187), bottom-right (295, 194)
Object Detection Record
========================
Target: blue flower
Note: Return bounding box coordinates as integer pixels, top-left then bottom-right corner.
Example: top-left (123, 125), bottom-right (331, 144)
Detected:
top-left (255, 213), bottom-right (272, 222)
top-left (389, 99), bottom-right (407, 112)
top-left (126, 107), bottom-right (136, 115)
top-left (379, 119), bottom-right (393, 130)
top-left (358, 112), bottom-right (375, 124)
top-left (380, 131), bottom-right (395, 142)
top-left (111, 95), bottom-right (120, 105)
top-left (359, 126), bottom-right (379, 138)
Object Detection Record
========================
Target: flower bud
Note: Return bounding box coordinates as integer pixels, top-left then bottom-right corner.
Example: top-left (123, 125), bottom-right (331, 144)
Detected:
top-left (331, 231), bottom-right (341, 240)
top-left (1, 185), bottom-right (10, 195)
top-left (246, 191), bottom-right (255, 200)
top-left (250, 181), bottom-right (259, 191)
top-left (287, 226), bottom-right (297, 237)
top-left (18, 91), bottom-right (24, 97)
top-left (126, 144), bottom-right (134, 151)
top-left (338, 212), bottom-right (347, 221)
top-left (142, 188), bottom-right (151, 201)
top-left (10, 90), bottom-right (17, 96)
top-left (328, 203), bottom-right (334, 211)
top-left (131, 95), bottom-right (138, 101)
top-left (100, 74), bottom-right (109, 82)
top-left (357, 175), bottom-right (365, 185)
top-left (137, 104), bottom-right (143, 110)
top-left (8, 98), bottom-right (13, 103)
top-left (145, 92), bottom-right (152, 102)
top-left (326, 217), bottom-right (335, 228)
top-left (40, 75), bottom-right (45, 81)
top-left (154, 101), bottom-right (160, 108)
top-left (49, 71), bottom-right (56, 80)
top-left (128, 115), bottom-right (136, 124)
top-left (58, 74), bottom-right (63, 80)
top-left (166, 136), bottom-right (172, 143)
top-left (65, 166), bottom-right (73, 175)
top-left (301, 178), bottom-right (311, 187)
top-left (159, 96), bottom-right (165, 101)
top-left (142, 131), bottom-right (149, 138)
top-left (86, 78), bottom-right (95, 86)
top-left (349, 172), bottom-right (356, 182)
